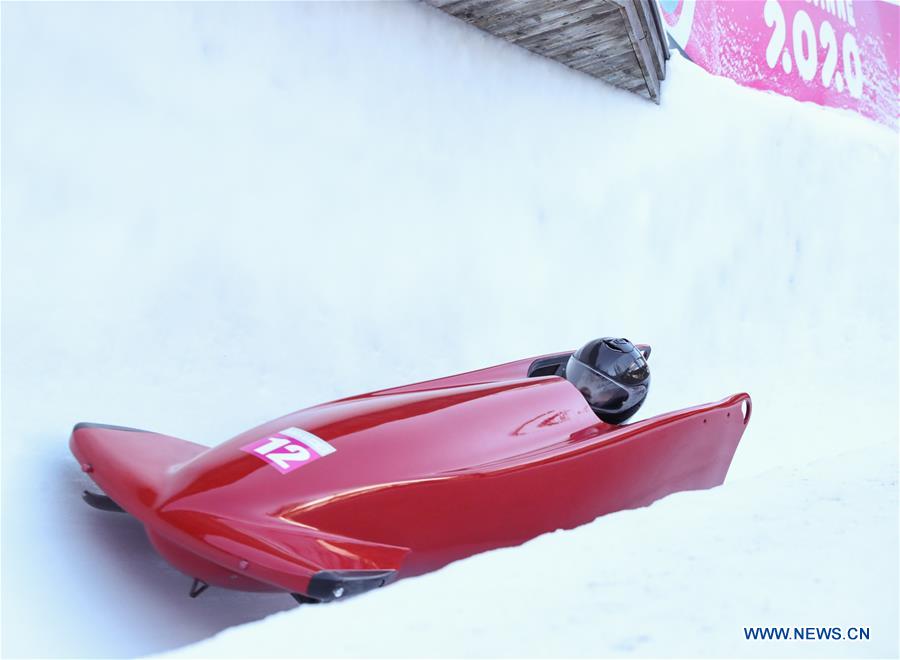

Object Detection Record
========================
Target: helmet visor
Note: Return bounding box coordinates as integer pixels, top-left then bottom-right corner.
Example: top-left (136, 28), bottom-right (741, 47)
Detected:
top-left (564, 357), bottom-right (630, 412)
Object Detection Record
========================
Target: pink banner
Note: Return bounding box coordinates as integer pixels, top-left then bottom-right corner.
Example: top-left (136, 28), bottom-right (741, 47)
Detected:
top-left (659, 0), bottom-right (899, 129)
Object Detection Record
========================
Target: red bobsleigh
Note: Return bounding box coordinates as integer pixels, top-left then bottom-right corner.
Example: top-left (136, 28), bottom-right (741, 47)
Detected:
top-left (70, 344), bottom-right (751, 603)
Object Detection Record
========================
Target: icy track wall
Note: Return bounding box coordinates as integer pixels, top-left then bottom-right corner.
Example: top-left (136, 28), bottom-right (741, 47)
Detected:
top-left (2, 2), bottom-right (897, 658)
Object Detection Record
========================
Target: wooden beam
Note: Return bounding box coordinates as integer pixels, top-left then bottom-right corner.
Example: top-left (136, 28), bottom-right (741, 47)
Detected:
top-left (423, 0), bottom-right (668, 102)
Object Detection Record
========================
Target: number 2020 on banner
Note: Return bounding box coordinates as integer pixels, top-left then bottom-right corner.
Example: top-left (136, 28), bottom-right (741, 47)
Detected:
top-left (764, 0), bottom-right (862, 98)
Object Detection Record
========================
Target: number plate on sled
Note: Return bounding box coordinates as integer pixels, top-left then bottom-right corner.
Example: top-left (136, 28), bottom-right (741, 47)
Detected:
top-left (241, 427), bottom-right (336, 474)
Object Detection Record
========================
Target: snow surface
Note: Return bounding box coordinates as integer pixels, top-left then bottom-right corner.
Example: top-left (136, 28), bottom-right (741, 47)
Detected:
top-left (1, 1), bottom-right (897, 658)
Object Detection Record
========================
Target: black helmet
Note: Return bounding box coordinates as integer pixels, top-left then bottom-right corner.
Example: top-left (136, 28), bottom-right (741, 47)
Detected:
top-left (564, 337), bottom-right (650, 424)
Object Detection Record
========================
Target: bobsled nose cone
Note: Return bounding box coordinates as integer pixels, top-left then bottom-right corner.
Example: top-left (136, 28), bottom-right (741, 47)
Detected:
top-left (69, 422), bottom-right (208, 514)
top-left (70, 422), bottom-right (153, 471)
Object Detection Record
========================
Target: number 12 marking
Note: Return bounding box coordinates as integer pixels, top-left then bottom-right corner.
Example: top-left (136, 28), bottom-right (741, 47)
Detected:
top-left (240, 427), bottom-right (335, 474)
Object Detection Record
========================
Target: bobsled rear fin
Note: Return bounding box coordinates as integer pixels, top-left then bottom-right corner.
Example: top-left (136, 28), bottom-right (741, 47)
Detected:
top-left (595, 392), bottom-right (751, 495)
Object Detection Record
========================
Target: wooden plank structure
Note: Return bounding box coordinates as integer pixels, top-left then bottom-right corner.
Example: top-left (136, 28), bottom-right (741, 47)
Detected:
top-left (425, 0), bottom-right (670, 102)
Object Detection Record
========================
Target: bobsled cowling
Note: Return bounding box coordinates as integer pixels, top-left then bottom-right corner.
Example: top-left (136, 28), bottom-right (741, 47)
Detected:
top-left (71, 349), bottom-right (751, 601)
top-left (70, 423), bottom-right (409, 598)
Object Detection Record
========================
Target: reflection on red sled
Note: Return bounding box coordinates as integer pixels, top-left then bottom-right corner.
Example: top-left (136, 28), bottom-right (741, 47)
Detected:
top-left (70, 342), bottom-right (751, 604)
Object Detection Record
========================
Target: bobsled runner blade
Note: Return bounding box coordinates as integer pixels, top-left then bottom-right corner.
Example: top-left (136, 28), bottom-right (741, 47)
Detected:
top-left (290, 570), bottom-right (396, 604)
top-left (189, 578), bottom-right (209, 598)
top-left (82, 489), bottom-right (126, 513)
top-left (291, 593), bottom-right (320, 605)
